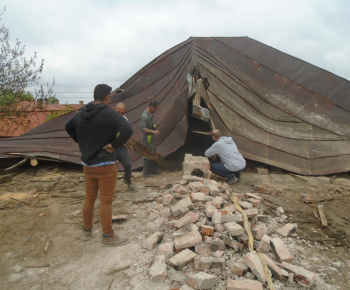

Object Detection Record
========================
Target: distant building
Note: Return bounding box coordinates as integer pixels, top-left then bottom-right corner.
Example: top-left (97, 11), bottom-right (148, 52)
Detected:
top-left (0, 99), bottom-right (84, 137)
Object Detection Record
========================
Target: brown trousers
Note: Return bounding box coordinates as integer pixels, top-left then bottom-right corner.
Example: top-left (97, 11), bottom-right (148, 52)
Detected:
top-left (82, 164), bottom-right (117, 234)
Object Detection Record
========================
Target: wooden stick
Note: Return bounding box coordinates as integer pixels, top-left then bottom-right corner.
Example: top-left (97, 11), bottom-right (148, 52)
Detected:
top-left (44, 239), bottom-right (51, 252)
top-left (3, 158), bottom-right (28, 172)
top-left (317, 205), bottom-right (328, 226)
top-left (107, 264), bottom-right (131, 275)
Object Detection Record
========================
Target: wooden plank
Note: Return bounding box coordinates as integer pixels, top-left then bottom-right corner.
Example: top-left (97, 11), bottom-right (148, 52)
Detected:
top-left (125, 138), bottom-right (179, 171)
top-left (317, 205), bottom-right (328, 226)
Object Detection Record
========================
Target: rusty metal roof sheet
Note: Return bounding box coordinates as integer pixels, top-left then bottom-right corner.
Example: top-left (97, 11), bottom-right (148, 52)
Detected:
top-left (1, 37), bottom-right (350, 175)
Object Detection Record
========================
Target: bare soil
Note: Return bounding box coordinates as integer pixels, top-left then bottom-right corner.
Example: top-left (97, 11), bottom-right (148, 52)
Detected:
top-left (0, 162), bottom-right (349, 289)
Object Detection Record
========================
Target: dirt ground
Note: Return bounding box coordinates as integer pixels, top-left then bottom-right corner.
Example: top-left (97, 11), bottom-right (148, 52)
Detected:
top-left (0, 161), bottom-right (349, 289)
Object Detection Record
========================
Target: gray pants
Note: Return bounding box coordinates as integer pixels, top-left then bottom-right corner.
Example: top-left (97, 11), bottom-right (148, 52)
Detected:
top-left (114, 146), bottom-right (132, 180)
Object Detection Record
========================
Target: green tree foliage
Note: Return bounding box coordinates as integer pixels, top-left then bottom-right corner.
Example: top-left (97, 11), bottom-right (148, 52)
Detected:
top-left (0, 7), bottom-right (55, 136)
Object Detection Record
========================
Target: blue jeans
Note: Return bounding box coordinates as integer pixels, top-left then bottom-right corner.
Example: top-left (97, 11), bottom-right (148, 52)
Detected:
top-left (211, 162), bottom-right (242, 179)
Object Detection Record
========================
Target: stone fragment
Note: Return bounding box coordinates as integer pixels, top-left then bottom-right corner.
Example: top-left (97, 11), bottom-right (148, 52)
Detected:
top-left (255, 167), bottom-right (268, 174)
top-left (174, 231), bottom-right (203, 249)
top-left (206, 237), bottom-right (226, 251)
top-left (195, 243), bottom-right (212, 255)
top-left (238, 201), bottom-right (253, 209)
top-left (244, 252), bottom-right (267, 283)
top-left (280, 261), bottom-right (316, 287)
top-left (270, 237), bottom-right (294, 262)
top-left (257, 214), bottom-right (268, 223)
top-left (244, 208), bottom-right (259, 217)
top-left (222, 213), bottom-right (244, 224)
top-left (200, 225), bottom-right (214, 236)
top-left (160, 207), bottom-right (171, 218)
top-left (185, 272), bottom-right (216, 289)
top-left (190, 192), bottom-right (208, 203)
top-left (208, 185), bottom-right (220, 196)
top-left (276, 207), bottom-right (284, 217)
top-left (194, 256), bottom-right (225, 271)
top-left (163, 194), bottom-right (175, 206)
top-left (256, 235), bottom-right (271, 253)
top-left (224, 222), bottom-right (244, 236)
top-left (149, 255), bottom-right (167, 282)
top-left (223, 237), bottom-right (244, 252)
top-left (301, 194), bottom-right (312, 203)
top-left (176, 186), bottom-right (188, 195)
top-left (212, 196), bottom-right (223, 208)
top-left (170, 197), bottom-right (193, 217)
top-left (227, 279), bottom-right (263, 290)
top-left (212, 211), bottom-right (222, 224)
top-left (158, 242), bottom-right (174, 259)
top-left (175, 211), bottom-right (199, 229)
top-left (169, 248), bottom-right (197, 270)
top-left (243, 192), bottom-right (262, 201)
top-left (231, 257), bottom-right (248, 276)
top-left (275, 223), bottom-right (297, 237)
top-left (205, 205), bottom-right (218, 218)
top-left (252, 223), bottom-right (267, 240)
top-left (261, 253), bottom-right (283, 279)
top-left (188, 181), bottom-right (205, 192)
top-left (142, 231), bottom-right (163, 250)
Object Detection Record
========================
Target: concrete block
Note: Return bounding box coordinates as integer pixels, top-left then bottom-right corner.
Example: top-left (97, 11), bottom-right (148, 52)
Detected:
top-left (200, 225), bottom-right (214, 236)
top-left (227, 279), bottom-right (263, 290)
top-left (243, 192), bottom-right (262, 201)
top-left (195, 243), bottom-right (212, 255)
top-left (222, 213), bottom-right (244, 224)
top-left (160, 207), bottom-right (171, 218)
top-left (169, 248), bottom-right (197, 270)
top-left (175, 211), bottom-right (199, 229)
top-left (231, 258), bottom-right (248, 276)
top-left (252, 223), bottom-right (267, 240)
top-left (170, 197), bottom-right (193, 217)
top-left (194, 256), bottom-right (225, 271)
top-left (244, 208), bottom-right (259, 217)
top-left (163, 193), bottom-right (175, 206)
top-left (158, 242), bottom-right (174, 259)
top-left (149, 255), bottom-right (167, 282)
top-left (205, 205), bottom-right (218, 218)
top-left (270, 237), bottom-right (294, 262)
top-left (190, 192), bottom-right (208, 203)
top-left (174, 230), bottom-right (203, 249)
top-left (142, 231), bottom-right (163, 250)
top-left (212, 211), bottom-right (222, 224)
top-left (238, 201), bottom-right (254, 209)
top-left (280, 261), bottom-right (316, 287)
top-left (244, 252), bottom-right (267, 284)
top-left (185, 272), bottom-right (216, 289)
top-left (223, 237), bottom-right (244, 252)
top-left (275, 223), bottom-right (297, 238)
top-left (208, 185), bottom-right (220, 196)
top-left (256, 235), bottom-right (271, 253)
top-left (224, 222), bottom-right (244, 236)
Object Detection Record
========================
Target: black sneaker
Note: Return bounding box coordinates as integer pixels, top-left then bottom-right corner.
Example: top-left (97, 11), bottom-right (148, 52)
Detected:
top-left (123, 179), bottom-right (135, 190)
top-left (226, 176), bottom-right (238, 185)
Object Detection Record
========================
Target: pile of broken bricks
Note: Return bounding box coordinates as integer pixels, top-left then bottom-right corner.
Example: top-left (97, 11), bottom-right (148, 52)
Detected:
top-left (141, 155), bottom-right (316, 289)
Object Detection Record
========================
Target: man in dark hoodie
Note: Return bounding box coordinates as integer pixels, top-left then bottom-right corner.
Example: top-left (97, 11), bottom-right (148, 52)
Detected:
top-left (65, 84), bottom-right (133, 247)
top-left (205, 129), bottom-right (246, 185)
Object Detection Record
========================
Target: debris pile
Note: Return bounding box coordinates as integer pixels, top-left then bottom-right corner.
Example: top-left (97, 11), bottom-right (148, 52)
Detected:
top-left (141, 155), bottom-right (317, 289)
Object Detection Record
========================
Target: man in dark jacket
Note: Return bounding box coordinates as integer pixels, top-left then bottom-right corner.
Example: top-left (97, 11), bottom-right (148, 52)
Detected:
top-left (65, 84), bottom-right (133, 247)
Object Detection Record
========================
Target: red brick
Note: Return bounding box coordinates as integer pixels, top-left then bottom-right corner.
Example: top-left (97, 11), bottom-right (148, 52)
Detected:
top-left (227, 279), bottom-right (263, 290)
top-left (270, 237), bottom-right (294, 262)
top-left (200, 225), bottom-right (214, 236)
top-left (280, 261), bottom-right (316, 287)
top-left (186, 272), bottom-right (216, 289)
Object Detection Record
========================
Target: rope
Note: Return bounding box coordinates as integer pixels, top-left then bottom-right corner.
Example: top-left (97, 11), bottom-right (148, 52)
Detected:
top-left (227, 189), bottom-right (274, 290)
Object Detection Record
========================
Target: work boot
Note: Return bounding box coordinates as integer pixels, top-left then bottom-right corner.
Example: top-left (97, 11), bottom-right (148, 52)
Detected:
top-left (226, 175), bottom-right (238, 185)
top-left (101, 231), bottom-right (128, 247)
top-left (82, 226), bottom-right (92, 241)
top-left (123, 179), bottom-right (135, 190)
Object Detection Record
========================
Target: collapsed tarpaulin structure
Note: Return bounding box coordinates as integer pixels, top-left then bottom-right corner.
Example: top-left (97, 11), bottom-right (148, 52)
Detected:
top-left (1, 37), bottom-right (350, 175)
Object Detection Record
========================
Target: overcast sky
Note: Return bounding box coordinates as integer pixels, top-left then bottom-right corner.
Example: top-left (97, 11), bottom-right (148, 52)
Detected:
top-left (2, 0), bottom-right (349, 104)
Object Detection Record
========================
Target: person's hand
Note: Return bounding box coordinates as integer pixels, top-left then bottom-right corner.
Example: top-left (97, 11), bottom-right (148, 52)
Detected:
top-left (103, 143), bottom-right (115, 153)
top-left (153, 130), bottom-right (160, 136)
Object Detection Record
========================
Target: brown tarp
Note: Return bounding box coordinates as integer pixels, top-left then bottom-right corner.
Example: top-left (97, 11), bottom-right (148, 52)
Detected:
top-left (1, 37), bottom-right (350, 175)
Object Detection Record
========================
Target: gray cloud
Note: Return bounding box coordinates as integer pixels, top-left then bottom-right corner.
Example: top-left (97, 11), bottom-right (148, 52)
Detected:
top-left (2, 0), bottom-right (350, 103)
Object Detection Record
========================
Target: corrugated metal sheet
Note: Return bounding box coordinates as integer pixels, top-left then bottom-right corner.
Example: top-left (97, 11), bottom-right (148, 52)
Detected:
top-left (0, 37), bottom-right (350, 175)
